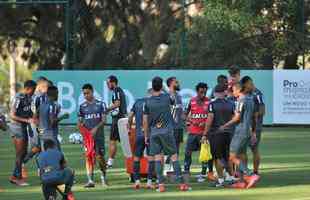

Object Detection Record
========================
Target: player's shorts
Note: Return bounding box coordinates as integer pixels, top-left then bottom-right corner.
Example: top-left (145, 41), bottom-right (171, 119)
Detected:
top-left (230, 133), bottom-right (250, 154)
top-left (9, 122), bottom-right (29, 141)
top-left (134, 135), bottom-right (150, 158)
top-left (209, 133), bottom-right (231, 160)
top-left (110, 117), bottom-right (120, 141)
top-left (94, 128), bottom-right (105, 156)
top-left (149, 133), bottom-right (177, 156)
top-left (185, 134), bottom-right (202, 153)
top-left (249, 129), bottom-right (262, 151)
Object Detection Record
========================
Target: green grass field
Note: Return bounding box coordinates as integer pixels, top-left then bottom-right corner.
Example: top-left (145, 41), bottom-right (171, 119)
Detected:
top-left (1, 127), bottom-right (310, 200)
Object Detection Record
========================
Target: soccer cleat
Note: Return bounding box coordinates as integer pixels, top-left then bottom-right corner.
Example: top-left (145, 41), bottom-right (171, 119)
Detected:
top-left (244, 174), bottom-right (260, 189)
top-left (207, 172), bottom-right (217, 181)
top-left (84, 181), bottom-right (95, 188)
top-left (179, 183), bottom-right (190, 191)
top-left (229, 181), bottom-right (247, 189)
top-left (197, 174), bottom-right (206, 183)
top-left (15, 179), bottom-right (30, 187)
top-left (67, 192), bottom-right (75, 200)
top-left (9, 176), bottom-right (19, 184)
top-left (156, 184), bottom-right (166, 192)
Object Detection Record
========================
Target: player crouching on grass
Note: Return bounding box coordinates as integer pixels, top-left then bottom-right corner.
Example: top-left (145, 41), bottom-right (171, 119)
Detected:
top-left (143, 77), bottom-right (190, 192)
top-left (39, 86), bottom-right (69, 151)
top-left (78, 84), bottom-right (108, 188)
top-left (128, 89), bottom-right (156, 190)
top-left (219, 77), bottom-right (260, 189)
top-left (37, 139), bottom-right (75, 200)
top-left (184, 82), bottom-right (216, 183)
top-left (203, 85), bottom-right (237, 187)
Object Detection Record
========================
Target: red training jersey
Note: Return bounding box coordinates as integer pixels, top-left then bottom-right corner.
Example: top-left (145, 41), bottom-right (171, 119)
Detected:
top-left (187, 96), bottom-right (209, 135)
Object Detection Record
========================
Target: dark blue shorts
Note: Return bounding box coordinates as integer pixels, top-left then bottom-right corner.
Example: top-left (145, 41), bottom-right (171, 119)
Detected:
top-left (134, 136), bottom-right (150, 158)
top-left (185, 134), bottom-right (202, 153)
top-left (149, 133), bottom-right (177, 156)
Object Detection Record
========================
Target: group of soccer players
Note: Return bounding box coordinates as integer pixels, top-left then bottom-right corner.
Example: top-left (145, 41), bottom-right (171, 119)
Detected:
top-left (4, 65), bottom-right (265, 198)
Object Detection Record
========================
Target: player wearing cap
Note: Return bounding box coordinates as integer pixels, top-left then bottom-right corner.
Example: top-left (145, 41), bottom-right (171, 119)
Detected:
top-left (203, 85), bottom-right (236, 187)
top-left (184, 82), bottom-right (215, 182)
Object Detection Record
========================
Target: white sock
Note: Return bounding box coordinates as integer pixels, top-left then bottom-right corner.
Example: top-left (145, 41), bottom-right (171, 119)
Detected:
top-left (108, 158), bottom-right (114, 166)
top-left (147, 179), bottom-right (152, 185)
top-left (218, 178), bottom-right (224, 184)
top-left (135, 180), bottom-right (141, 184)
top-left (87, 174), bottom-right (93, 183)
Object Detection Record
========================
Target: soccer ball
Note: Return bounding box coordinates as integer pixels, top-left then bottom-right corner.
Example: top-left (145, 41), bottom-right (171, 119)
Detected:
top-left (69, 133), bottom-right (83, 144)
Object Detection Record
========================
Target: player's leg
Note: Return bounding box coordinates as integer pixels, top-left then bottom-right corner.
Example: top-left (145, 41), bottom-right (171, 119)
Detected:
top-left (84, 139), bottom-right (95, 188)
top-left (150, 134), bottom-right (165, 192)
top-left (10, 126), bottom-right (29, 186)
top-left (108, 118), bottom-right (120, 168)
top-left (95, 130), bottom-right (108, 186)
top-left (133, 136), bottom-right (145, 189)
top-left (250, 131), bottom-right (262, 174)
top-left (183, 134), bottom-right (195, 174)
top-left (23, 124), bottom-right (41, 164)
top-left (146, 155), bottom-right (155, 189)
top-left (163, 133), bottom-right (190, 191)
top-left (62, 168), bottom-right (76, 200)
top-left (206, 135), bottom-right (216, 181)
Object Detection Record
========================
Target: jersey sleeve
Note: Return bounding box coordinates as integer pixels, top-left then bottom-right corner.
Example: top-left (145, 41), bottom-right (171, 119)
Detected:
top-left (77, 105), bottom-right (84, 121)
top-left (236, 99), bottom-right (244, 114)
top-left (143, 101), bottom-right (149, 115)
top-left (208, 102), bottom-right (214, 113)
top-left (254, 92), bottom-right (265, 106)
top-left (185, 99), bottom-right (192, 114)
top-left (11, 95), bottom-right (20, 113)
top-left (130, 101), bottom-right (137, 114)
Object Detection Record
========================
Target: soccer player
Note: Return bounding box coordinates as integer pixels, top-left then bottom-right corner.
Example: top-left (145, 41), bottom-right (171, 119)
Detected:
top-left (228, 65), bottom-right (241, 86)
top-left (248, 84), bottom-right (265, 175)
top-left (128, 89), bottom-right (155, 189)
top-left (143, 77), bottom-right (189, 192)
top-left (106, 75), bottom-right (127, 168)
top-left (24, 77), bottom-right (50, 164)
top-left (210, 75), bottom-right (228, 99)
top-left (37, 139), bottom-right (75, 200)
top-left (78, 84), bottom-right (108, 187)
top-left (184, 82), bottom-right (215, 182)
top-left (39, 86), bottom-right (69, 150)
top-left (164, 77), bottom-right (184, 172)
top-left (219, 77), bottom-right (260, 189)
top-left (203, 85), bottom-right (236, 187)
top-left (9, 80), bottom-right (37, 186)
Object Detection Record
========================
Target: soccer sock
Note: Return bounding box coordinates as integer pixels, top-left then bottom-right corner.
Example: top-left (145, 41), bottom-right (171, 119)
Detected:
top-left (218, 178), bottom-right (224, 184)
top-left (87, 173), bottom-right (94, 183)
top-left (172, 160), bottom-right (184, 184)
top-left (108, 158), bottom-right (114, 166)
top-left (208, 159), bottom-right (214, 173)
top-left (155, 161), bottom-right (164, 184)
top-left (201, 162), bottom-right (208, 175)
top-left (133, 161), bottom-right (140, 182)
top-left (184, 153), bottom-right (192, 172)
top-left (147, 160), bottom-right (155, 180)
top-left (238, 161), bottom-right (248, 175)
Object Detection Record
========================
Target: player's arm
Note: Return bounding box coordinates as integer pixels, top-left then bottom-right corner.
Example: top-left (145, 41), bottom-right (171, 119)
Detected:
top-left (57, 105), bottom-right (70, 122)
top-left (142, 102), bottom-right (149, 143)
top-left (77, 105), bottom-right (84, 127)
top-left (49, 104), bottom-right (59, 127)
top-left (184, 100), bottom-right (192, 125)
top-left (128, 111), bottom-right (134, 129)
top-left (256, 94), bottom-right (266, 116)
top-left (106, 89), bottom-right (121, 112)
top-left (203, 103), bottom-right (214, 137)
top-left (10, 97), bottom-right (32, 123)
top-left (220, 102), bottom-right (242, 130)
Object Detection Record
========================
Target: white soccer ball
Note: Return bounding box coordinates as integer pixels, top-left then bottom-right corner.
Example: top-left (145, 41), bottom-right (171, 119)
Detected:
top-left (68, 133), bottom-right (83, 144)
